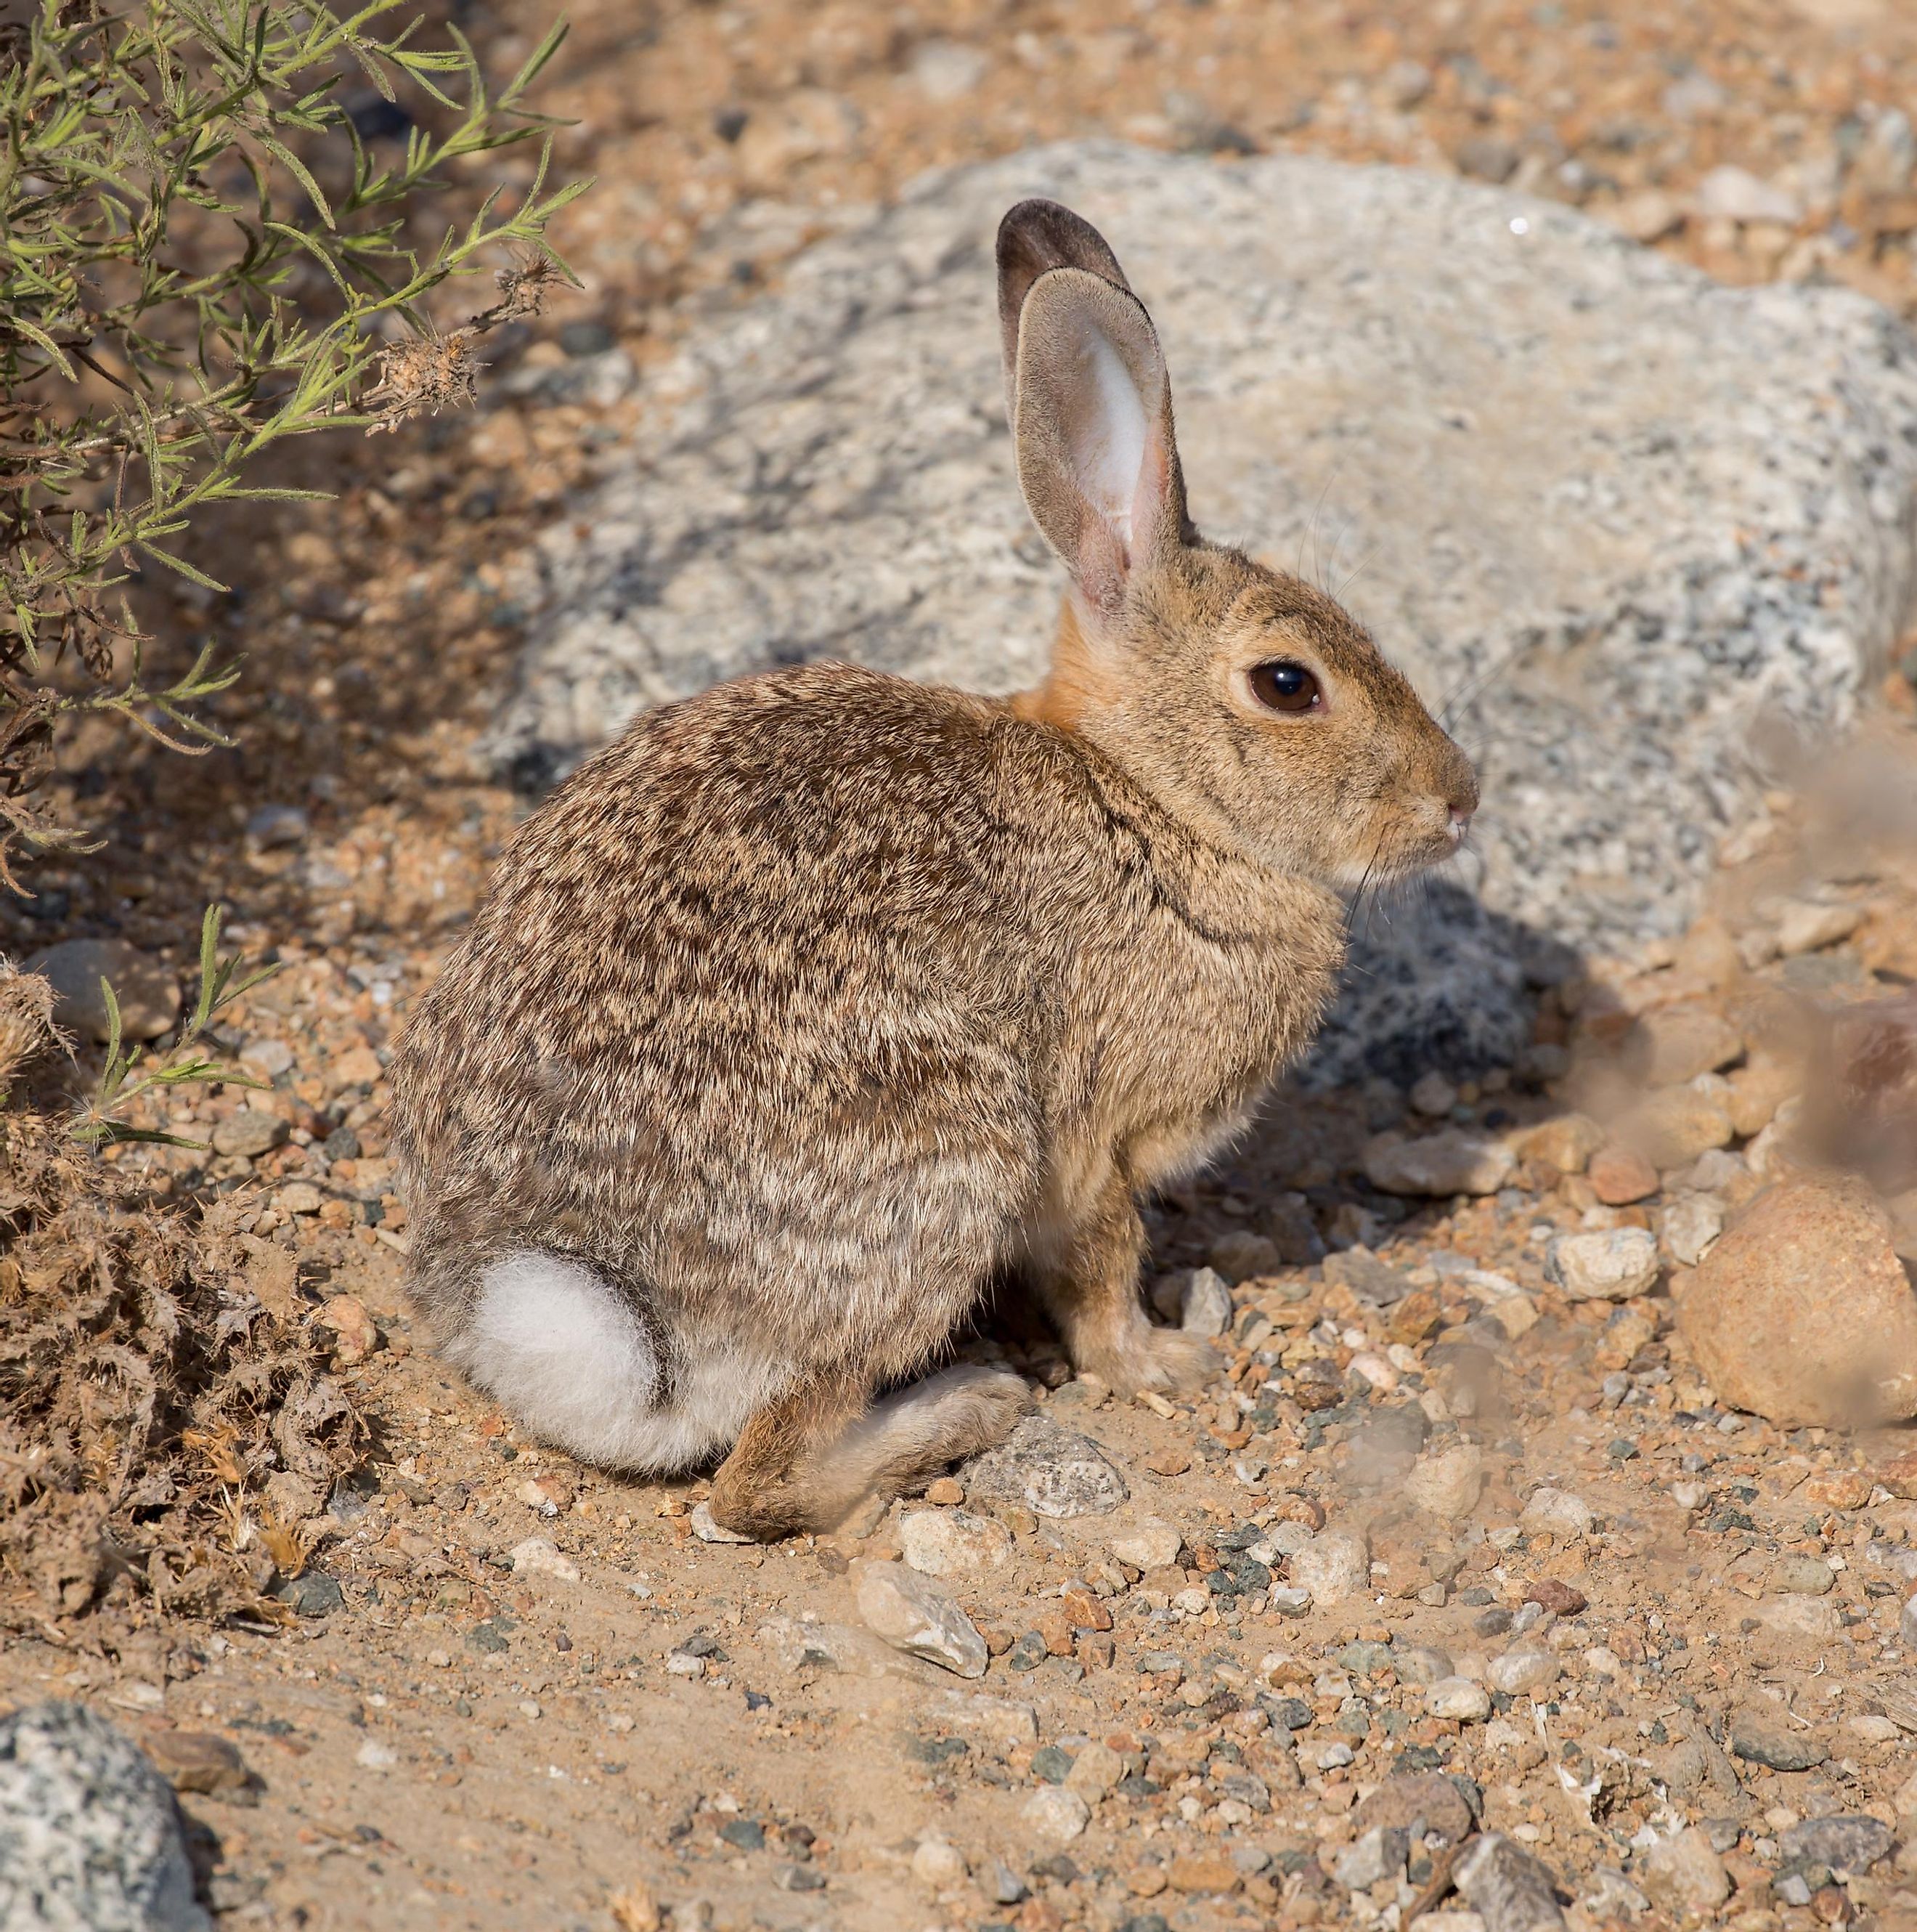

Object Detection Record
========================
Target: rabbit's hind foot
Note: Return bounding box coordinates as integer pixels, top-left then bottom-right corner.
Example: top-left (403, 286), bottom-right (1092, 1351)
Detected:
top-left (446, 1249), bottom-right (778, 1473)
top-left (708, 1364), bottom-right (1033, 1543)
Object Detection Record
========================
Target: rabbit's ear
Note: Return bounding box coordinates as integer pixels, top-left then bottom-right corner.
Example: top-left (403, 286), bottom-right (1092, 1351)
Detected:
top-left (1012, 265), bottom-right (1190, 620)
top-left (996, 200), bottom-right (1132, 417)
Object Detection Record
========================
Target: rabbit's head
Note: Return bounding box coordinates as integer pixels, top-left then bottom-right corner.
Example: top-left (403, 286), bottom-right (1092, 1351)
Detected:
top-left (1000, 199), bottom-right (1478, 890)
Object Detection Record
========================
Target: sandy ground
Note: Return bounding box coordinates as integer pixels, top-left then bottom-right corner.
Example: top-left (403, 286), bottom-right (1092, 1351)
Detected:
top-left (7, 3), bottom-right (1917, 1930)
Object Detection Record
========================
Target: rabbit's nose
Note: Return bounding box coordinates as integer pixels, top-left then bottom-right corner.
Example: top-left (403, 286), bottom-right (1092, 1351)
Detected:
top-left (1447, 804), bottom-right (1473, 844)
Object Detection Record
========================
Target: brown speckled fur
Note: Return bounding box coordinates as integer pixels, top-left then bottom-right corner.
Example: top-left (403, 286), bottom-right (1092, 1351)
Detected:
top-left (389, 200), bottom-right (1477, 1538)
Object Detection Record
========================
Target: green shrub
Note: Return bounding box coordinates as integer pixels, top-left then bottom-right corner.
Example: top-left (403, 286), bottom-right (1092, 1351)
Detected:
top-left (0, 0), bottom-right (590, 885)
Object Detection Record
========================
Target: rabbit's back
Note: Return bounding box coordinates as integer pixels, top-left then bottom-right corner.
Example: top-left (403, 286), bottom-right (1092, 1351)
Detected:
top-left (392, 662), bottom-right (1078, 1376)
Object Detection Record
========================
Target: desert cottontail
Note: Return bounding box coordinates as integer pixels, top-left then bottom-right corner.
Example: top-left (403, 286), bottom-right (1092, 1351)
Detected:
top-left (390, 199), bottom-right (1478, 1538)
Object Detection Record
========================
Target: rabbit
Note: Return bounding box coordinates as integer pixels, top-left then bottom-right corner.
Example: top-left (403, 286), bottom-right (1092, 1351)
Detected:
top-left (388, 198), bottom-right (1478, 1541)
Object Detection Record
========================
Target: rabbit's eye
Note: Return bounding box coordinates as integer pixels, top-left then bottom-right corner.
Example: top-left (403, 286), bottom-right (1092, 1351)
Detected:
top-left (1248, 661), bottom-right (1321, 714)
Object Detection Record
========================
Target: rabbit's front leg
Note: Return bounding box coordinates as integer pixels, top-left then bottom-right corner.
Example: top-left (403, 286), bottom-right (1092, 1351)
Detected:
top-left (1025, 1167), bottom-right (1218, 1399)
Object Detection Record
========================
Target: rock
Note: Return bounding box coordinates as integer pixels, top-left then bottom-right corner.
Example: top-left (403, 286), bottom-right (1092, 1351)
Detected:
top-left (959, 1416), bottom-right (1128, 1519)
top-left (1107, 1517), bottom-right (1184, 1572)
top-left (315, 1292), bottom-right (378, 1365)
top-left (245, 803), bottom-right (309, 849)
top-left (144, 1731), bottom-right (256, 1803)
top-left (1774, 898), bottom-right (1863, 957)
top-left (1609, 190), bottom-right (1682, 244)
top-left (1751, 1594), bottom-right (1841, 1641)
top-left (270, 1570), bottom-right (343, 1618)
top-left (1409, 1071), bottom-right (1459, 1116)
top-left (1354, 1771), bottom-right (1476, 1844)
top-left (928, 1691), bottom-right (1038, 1752)
top-left (237, 1037), bottom-right (293, 1078)
top-left (1523, 1578), bottom-right (1588, 1616)
top-left (1365, 1132), bottom-right (1516, 1198)
top-left (1322, 1246), bottom-right (1415, 1307)
top-left (211, 1106), bottom-right (288, 1161)
top-left (1423, 1917), bottom-right (1491, 1932)
top-left (1391, 1644), bottom-right (1455, 1687)
top-left (1486, 1644), bottom-right (1560, 1696)
top-left (1287, 1527), bottom-right (1369, 1604)
top-left (1019, 1786), bottom-right (1088, 1843)
top-left (1623, 1086), bottom-right (1735, 1168)
top-left (1064, 1740), bottom-right (1124, 1798)
top-left (1728, 1705), bottom-right (1826, 1772)
top-left (1544, 1228), bottom-right (1658, 1302)
top-left (1587, 1145), bottom-right (1659, 1206)
top-left (1628, 1004), bottom-right (1744, 1087)
top-left (1638, 1827), bottom-right (1732, 1913)
top-left (898, 1508), bottom-right (1013, 1577)
top-left (30, 938), bottom-right (179, 1044)
top-left (491, 147), bottom-right (1917, 1079)
top-left (1165, 1851), bottom-right (1242, 1894)
top-left (1454, 1835), bottom-right (1566, 1932)
top-left (1905, 1594), bottom-right (1917, 1649)
top-left (1404, 1444), bottom-right (1485, 1521)
top-left (1661, 1193), bottom-right (1725, 1267)
top-left (1777, 1816), bottom-right (1891, 1872)
top-left (853, 1562), bottom-right (988, 1676)
top-left (510, 1536), bottom-right (580, 1583)
top-left (1335, 1825), bottom-right (1410, 1891)
top-left (1675, 1176), bottom-right (1917, 1426)
top-left (1727, 1058), bottom-right (1796, 1139)
top-left (1521, 1487), bottom-right (1595, 1537)
top-left (1180, 1265), bottom-right (1237, 1331)
top-left (1770, 1554), bottom-right (1835, 1596)
top-left (911, 1835), bottom-right (970, 1886)
top-left (1425, 1677), bottom-right (1492, 1722)
top-left (1518, 1114), bottom-right (1605, 1176)
top-left (909, 38), bottom-right (989, 101)
top-left (1204, 1235), bottom-right (1274, 1289)
top-left (0, 1702), bottom-right (213, 1931)
top-left (276, 1181), bottom-right (323, 1216)
top-left (1693, 164), bottom-right (1802, 224)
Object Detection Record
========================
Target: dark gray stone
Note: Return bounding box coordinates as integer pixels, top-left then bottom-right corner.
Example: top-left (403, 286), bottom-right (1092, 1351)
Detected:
top-left (1727, 1708), bottom-right (1827, 1774)
top-left (1776, 1815), bottom-right (1892, 1873)
top-left (1455, 1832), bottom-right (1566, 1932)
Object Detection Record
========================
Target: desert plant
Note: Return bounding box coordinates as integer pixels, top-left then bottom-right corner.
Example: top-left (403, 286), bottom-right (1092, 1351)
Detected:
top-left (70, 901), bottom-right (280, 1148)
top-left (0, 0), bottom-right (590, 886)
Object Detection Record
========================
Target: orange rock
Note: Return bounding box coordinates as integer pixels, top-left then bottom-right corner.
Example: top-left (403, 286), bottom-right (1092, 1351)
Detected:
top-left (316, 1292), bottom-right (378, 1365)
top-left (1588, 1145), bottom-right (1659, 1206)
top-left (1037, 1608), bottom-right (1076, 1657)
top-left (1802, 1469), bottom-right (1872, 1512)
top-left (1167, 1854), bottom-right (1242, 1895)
top-left (1873, 1450), bottom-right (1917, 1500)
top-left (1676, 1175), bottom-right (1917, 1428)
top-left (1060, 1583), bottom-right (1113, 1631)
top-left (1386, 1291), bottom-right (1442, 1346)
top-left (924, 1477), bottom-right (964, 1506)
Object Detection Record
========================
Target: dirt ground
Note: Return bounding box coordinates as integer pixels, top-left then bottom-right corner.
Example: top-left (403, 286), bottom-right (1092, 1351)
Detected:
top-left (7, 2), bottom-right (1917, 1930)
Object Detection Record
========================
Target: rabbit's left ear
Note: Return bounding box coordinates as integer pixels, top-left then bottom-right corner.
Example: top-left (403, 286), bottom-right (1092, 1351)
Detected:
top-left (1010, 264), bottom-right (1191, 621)
top-left (996, 199), bottom-right (1133, 418)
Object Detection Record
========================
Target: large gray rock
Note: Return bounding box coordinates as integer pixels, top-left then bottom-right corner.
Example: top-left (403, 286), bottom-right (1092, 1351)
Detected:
top-left (0, 1702), bottom-right (212, 1932)
top-left (492, 143), bottom-right (1917, 1077)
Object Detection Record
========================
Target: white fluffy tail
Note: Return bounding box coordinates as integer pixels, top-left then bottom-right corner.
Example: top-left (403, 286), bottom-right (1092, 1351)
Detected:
top-left (447, 1251), bottom-right (777, 1472)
